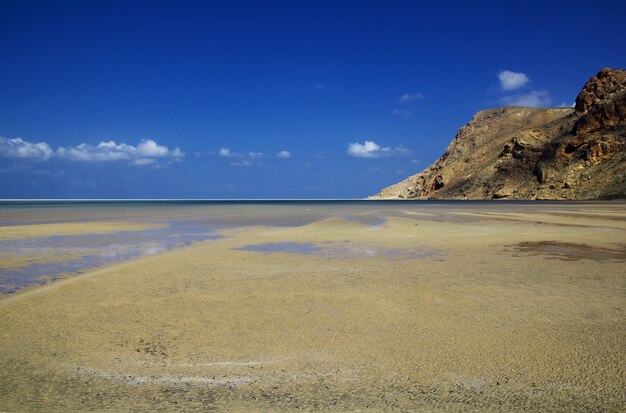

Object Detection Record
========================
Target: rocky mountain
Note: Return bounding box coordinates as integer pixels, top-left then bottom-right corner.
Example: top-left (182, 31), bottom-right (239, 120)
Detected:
top-left (372, 68), bottom-right (626, 200)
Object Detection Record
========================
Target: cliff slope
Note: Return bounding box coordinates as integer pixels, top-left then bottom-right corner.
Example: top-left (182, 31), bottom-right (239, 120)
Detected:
top-left (372, 68), bottom-right (626, 200)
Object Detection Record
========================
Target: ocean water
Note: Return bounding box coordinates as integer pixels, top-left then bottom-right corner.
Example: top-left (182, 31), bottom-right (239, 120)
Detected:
top-left (0, 199), bottom-right (615, 294)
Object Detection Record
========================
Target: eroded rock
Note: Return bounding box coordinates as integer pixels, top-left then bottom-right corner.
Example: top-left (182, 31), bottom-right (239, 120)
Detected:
top-left (372, 68), bottom-right (626, 200)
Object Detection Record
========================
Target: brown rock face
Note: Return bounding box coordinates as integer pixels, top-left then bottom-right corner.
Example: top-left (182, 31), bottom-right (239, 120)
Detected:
top-left (574, 69), bottom-right (626, 134)
top-left (372, 68), bottom-right (626, 200)
top-left (574, 68), bottom-right (626, 113)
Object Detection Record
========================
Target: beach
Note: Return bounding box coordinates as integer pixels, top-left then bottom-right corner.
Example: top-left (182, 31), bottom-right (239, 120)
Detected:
top-left (0, 201), bottom-right (624, 411)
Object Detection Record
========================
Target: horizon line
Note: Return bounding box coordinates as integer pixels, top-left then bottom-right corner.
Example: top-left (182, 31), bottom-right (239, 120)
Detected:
top-left (0, 198), bottom-right (375, 202)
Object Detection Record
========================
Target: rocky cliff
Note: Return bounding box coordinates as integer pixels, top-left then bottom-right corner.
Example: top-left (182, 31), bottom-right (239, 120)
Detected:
top-left (372, 68), bottom-right (626, 200)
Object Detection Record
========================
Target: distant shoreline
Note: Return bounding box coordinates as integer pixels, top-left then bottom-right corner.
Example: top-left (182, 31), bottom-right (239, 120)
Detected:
top-left (2, 198), bottom-right (622, 204)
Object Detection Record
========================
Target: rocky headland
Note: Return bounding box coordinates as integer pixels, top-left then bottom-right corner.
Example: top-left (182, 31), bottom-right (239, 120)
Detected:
top-left (372, 68), bottom-right (626, 200)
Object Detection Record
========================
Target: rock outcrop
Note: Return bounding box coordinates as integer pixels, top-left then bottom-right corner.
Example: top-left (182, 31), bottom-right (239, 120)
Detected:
top-left (372, 68), bottom-right (626, 200)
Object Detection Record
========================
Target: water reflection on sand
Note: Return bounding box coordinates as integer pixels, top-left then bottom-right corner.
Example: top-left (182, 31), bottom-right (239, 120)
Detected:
top-left (234, 241), bottom-right (443, 260)
top-left (1, 200), bottom-right (624, 294)
top-left (0, 221), bottom-right (219, 294)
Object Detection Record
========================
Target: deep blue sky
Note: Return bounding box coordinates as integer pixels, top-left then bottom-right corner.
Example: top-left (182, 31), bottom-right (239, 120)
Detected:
top-left (1, 0), bottom-right (625, 198)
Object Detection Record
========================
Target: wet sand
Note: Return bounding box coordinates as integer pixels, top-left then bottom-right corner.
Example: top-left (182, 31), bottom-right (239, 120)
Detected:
top-left (0, 221), bottom-right (165, 241)
top-left (0, 202), bottom-right (625, 411)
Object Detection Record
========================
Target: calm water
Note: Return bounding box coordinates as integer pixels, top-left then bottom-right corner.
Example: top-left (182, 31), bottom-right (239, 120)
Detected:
top-left (0, 200), bottom-right (615, 294)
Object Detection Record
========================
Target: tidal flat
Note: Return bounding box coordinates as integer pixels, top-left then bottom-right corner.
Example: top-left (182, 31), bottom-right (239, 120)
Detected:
top-left (0, 201), bottom-right (624, 411)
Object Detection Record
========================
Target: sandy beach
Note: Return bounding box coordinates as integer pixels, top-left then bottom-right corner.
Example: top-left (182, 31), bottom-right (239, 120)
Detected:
top-left (0, 202), bottom-right (624, 411)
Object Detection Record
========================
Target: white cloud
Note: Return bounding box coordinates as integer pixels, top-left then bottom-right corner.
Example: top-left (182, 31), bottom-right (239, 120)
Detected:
top-left (348, 141), bottom-right (381, 158)
top-left (411, 159), bottom-right (420, 164)
top-left (0, 136), bottom-right (183, 167)
top-left (347, 140), bottom-right (412, 158)
top-left (0, 136), bottom-right (54, 161)
top-left (497, 70), bottom-right (530, 91)
top-left (398, 92), bottom-right (423, 102)
top-left (392, 109), bottom-right (414, 118)
top-left (558, 102), bottom-right (575, 108)
top-left (57, 139), bottom-right (184, 166)
top-left (277, 150), bottom-right (291, 159)
top-left (501, 90), bottom-right (551, 108)
top-left (248, 151), bottom-right (264, 159)
top-left (137, 139), bottom-right (170, 157)
top-left (219, 148), bottom-right (241, 158)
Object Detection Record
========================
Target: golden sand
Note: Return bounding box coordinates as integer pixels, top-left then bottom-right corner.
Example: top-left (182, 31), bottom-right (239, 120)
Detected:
top-left (0, 207), bottom-right (624, 411)
top-left (0, 221), bottom-right (165, 241)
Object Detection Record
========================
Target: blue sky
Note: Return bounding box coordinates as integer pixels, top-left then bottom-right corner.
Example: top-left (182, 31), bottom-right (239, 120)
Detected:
top-left (1, 0), bottom-right (625, 199)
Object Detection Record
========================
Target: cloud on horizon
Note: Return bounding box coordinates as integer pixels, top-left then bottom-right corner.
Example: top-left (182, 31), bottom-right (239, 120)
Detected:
top-left (219, 148), bottom-right (241, 158)
top-left (497, 70), bottom-right (530, 91)
top-left (347, 140), bottom-right (411, 158)
top-left (501, 90), bottom-right (551, 108)
top-left (0, 136), bottom-right (55, 161)
top-left (57, 139), bottom-right (184, 166)
top-left (1, 136), bottom-right (184, 167)
top-left (218, 148), bottom-right (293, 164)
